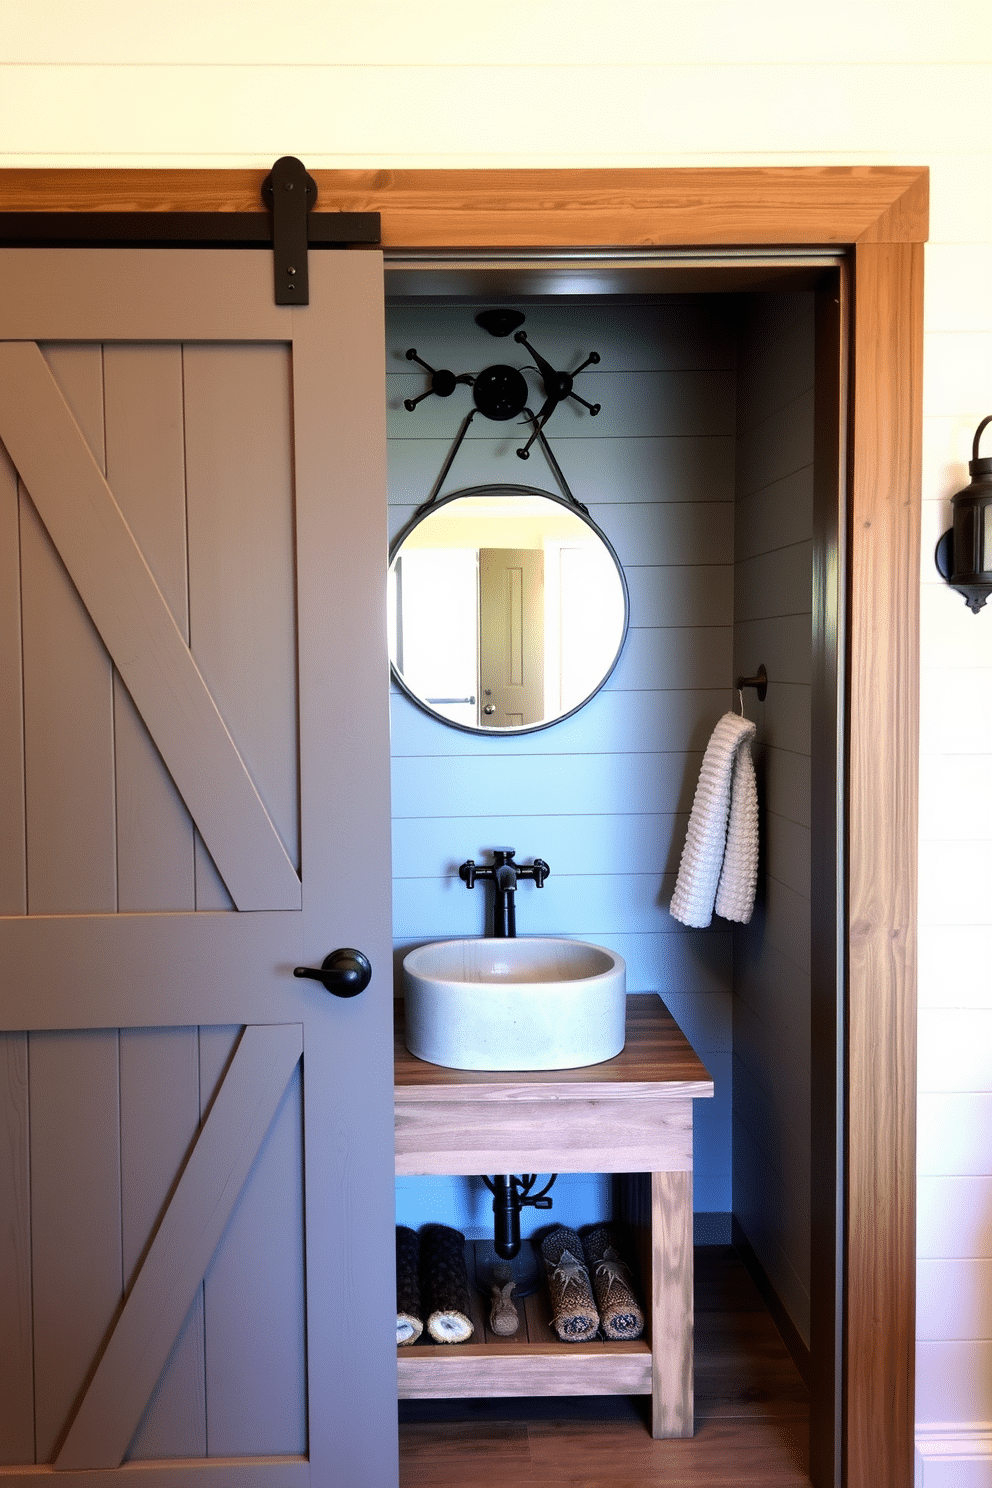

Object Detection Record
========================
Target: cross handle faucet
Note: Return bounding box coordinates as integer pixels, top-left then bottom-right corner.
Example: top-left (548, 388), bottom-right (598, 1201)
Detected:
top-left (458, 849), bottom-right (550, 937)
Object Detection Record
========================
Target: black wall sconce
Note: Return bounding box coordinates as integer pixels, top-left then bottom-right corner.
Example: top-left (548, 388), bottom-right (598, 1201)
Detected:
top-left (935, 415), bottom-right (992, 613)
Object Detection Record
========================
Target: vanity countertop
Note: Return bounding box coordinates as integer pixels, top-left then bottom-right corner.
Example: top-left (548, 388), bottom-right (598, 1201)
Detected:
top-left (394, 991), bottom-right (714, 1104)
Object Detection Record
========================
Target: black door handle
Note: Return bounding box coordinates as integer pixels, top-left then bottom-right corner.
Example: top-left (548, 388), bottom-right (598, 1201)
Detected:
top-left (293, 948), bottom-right (372, 998)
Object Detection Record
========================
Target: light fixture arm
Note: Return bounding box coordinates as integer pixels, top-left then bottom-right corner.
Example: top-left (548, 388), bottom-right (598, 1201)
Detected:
top-left (512, 330), bottom-right (601, 458)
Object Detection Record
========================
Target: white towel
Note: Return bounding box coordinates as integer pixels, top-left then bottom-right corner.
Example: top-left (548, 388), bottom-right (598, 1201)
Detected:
top-left (669, 713), bottom-right (759, 929)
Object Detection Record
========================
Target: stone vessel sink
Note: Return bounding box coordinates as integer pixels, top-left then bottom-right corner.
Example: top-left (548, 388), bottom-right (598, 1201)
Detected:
top-left (402, 936), bottom-right (627, 1072)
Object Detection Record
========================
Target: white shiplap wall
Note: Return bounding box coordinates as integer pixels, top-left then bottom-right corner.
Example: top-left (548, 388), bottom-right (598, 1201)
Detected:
top-left (5, 4), bottom-right (992, 1476)
top-left (387, 297), bottom-right (736, 1239)
top-left (732, 294), bottom-right (815, 1349)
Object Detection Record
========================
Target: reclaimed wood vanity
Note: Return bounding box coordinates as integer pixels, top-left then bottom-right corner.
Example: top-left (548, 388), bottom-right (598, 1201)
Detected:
top-left (394, 992), bottom-right (714, 1438)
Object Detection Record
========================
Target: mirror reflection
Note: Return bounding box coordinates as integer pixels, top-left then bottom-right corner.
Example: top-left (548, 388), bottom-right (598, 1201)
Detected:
top-left (388, 485), bottom-right (628, 734)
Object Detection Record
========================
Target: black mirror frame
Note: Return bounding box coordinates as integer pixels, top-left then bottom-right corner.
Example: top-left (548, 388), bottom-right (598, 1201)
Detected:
top-left (388, 483), bottom-right (630, 737)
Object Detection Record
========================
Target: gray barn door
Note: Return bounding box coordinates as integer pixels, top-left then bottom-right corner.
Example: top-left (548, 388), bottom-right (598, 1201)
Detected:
top-left (0, 250), bottom-right (397, 1487)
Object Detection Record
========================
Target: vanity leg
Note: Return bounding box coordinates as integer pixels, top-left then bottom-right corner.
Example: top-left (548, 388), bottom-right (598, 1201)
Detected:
top-left (650, 1170), bottom-right (694, 1439)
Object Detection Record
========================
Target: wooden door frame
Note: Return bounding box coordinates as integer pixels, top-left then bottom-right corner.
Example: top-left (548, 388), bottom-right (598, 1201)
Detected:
top-left (0, 165), bottom-right (925, 1488)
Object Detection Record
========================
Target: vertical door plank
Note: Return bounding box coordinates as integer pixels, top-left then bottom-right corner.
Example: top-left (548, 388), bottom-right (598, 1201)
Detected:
top-left (122, 1033), bottom-right (195, 1284)
top-left (0, 442), bottom-right (26, 915)
top-left (114, 683), bottom-right (196, 913)
top-left (203, 1063), bottom-right (306, 1458)
top-left (119, 1027), bottom-right (206, 1462)
top-left (55, 1024), bottom-right (303, 1473)
top-left (0, 1033), bottom-right (33, 1464)
top-left (104, 344), bottom-right (196, 914)
top-left (194, 834), bottom-right (235, 911)
top-left (40, 345), bottom-right (107, 466)
top-left (0, 341), bottom-right (300, 913)
top-left (200, 1027), bottom-right (304, 1459)
top-left (30, 1029), bottom-right (123, 1464)
top-left (198, 1026), bottom-right (242, 1122)
top-left (650, 1169), bottom-right (694, 1440)
top-left (183, 343), bottom-right (300, 876)
top-left (183, 340), bottom-right (297, 916)
top-left (126, 1298), bottom-right (208, 1465)
top-left (20, 344), bottom-right (117, 915)
top-left (200, 1025), bottom-right (306, 1461)
top-left (102, 344), bottom-right (189, 634)
top-left (177, 1025), bottom-right (242, 1451)
top-left (20, 496), bottom-right (117, 914)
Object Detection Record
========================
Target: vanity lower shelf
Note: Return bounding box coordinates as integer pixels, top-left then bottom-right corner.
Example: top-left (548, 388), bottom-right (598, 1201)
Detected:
top-left (394, 992), bottom-right (714, 1438)
top-left (399, 1341), bottom-right (652, 1401)
top-left (398, 1239), bottom-right (652, 1399)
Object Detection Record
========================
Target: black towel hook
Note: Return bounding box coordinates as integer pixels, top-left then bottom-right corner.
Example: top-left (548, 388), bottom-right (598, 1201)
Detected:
top-left (736, 664), bottom-right (768, 703)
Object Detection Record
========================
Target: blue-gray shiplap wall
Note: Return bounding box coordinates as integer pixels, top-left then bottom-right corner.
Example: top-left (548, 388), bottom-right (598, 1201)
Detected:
top-left (388, 297), bottom-right (737, 1239)
top-left (732, 293), bottom-right (815, 1344)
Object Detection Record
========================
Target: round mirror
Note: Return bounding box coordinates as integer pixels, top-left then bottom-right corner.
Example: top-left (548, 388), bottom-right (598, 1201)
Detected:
top-left (388, 485), bottom-right (628, 734)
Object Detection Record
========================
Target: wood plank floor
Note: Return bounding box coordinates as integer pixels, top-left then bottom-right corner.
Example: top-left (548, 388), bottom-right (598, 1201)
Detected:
top-left (398, 1246), bottom-right (810, 1487)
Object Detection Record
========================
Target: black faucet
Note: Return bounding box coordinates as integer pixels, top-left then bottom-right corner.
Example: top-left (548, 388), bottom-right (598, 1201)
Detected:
top-left (458, 848), bottom-right (550, 938)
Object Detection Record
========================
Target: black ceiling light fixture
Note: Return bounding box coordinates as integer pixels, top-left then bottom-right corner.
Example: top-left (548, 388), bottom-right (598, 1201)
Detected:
top-left (402, 308), bottom-right (602, 455)
top-left (935, 415), bottom-right (992, 613)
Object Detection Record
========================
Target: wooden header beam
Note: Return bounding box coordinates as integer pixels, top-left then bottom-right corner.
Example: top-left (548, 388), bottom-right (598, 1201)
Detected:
top-left (0, 165), bottom-right (928, 247)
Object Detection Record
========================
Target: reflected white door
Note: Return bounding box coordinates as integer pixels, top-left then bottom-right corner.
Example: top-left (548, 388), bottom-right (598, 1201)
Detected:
top-left (0, 250), bottom-right (396, 1487)
top-left (478, 546), bottom-right (544, 727)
